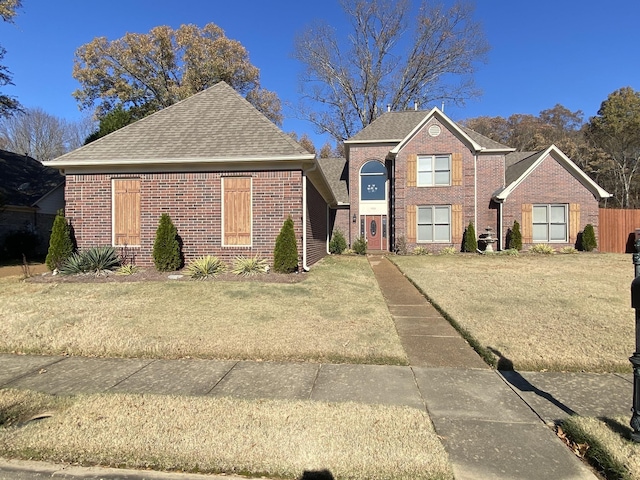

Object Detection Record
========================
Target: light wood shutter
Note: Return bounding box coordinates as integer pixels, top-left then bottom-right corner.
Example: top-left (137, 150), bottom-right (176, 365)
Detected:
top-left (223, 177), bottom-right (252, 246)
top-left (521, 204), bottom-right (533, 244)
top-left (113, 179), bottom-right (140, 246)
top-left (569, 203), bottom-right (580, 243)
top-left (406, 205), bottom-right (416, 243)
top-left (407, 154), bottom-right (417, 187)
top-left (452, 153), bottom-right (463, 186)
top-left (451, 204), bottom-right (463, 243)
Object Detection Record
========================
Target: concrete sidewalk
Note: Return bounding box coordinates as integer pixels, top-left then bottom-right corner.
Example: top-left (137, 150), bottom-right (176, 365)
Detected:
top-left (0, 255), bottom-right (633, 480)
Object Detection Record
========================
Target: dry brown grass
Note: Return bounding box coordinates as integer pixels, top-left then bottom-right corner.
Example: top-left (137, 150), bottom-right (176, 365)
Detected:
top-left (392, 253), bottom-right (633, 372)
top-left (0, 256), bottom-right (406, 365)
top-left (0, 389), bottom-right (453, 480)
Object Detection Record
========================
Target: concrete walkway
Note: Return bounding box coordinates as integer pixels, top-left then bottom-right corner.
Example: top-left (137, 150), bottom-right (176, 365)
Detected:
top-left (0, 255), bottom-right (634, 480)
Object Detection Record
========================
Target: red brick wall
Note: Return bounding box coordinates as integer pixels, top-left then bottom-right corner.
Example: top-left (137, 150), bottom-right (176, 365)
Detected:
top-left (65, 170), bottom-right (304, 268)
top-left (502, 154), bottom-right (600, 249)
top-left (305, 179), bottom-right (328, 266)
top-left (329, 207), bottom-right (351, 245)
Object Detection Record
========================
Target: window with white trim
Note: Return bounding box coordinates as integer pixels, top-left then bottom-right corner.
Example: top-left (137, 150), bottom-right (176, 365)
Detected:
top-left (417, 206), bottom-right (451, 242)
top-left (533, 204), bottom-right (567, 242)
top-left (418, 155), bottom-right (451, 186)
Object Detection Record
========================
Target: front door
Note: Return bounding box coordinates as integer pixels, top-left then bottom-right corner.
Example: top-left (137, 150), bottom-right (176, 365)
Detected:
top-left (365, 215), bottom-right (387, 250)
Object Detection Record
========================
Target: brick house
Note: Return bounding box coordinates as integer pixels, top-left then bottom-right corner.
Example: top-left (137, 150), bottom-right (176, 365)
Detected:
top-left (329, 107), bottom-right (610, 252)
top-left (44, 82), bottom-right (337, 268)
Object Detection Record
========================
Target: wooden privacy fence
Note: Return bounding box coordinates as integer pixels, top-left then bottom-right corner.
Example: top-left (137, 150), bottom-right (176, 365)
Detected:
top-left (599, 208), bottom-right (640, 253)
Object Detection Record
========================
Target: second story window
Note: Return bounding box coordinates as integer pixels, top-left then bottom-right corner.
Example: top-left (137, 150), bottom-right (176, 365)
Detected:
top-left (418, 155), bottom-right (451, 186)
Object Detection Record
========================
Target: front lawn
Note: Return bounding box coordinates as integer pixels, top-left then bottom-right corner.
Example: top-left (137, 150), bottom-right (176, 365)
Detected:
top-left (0, 256), bottom-right (407, 365)
top-left (392, 253), bottom-right (633, 372)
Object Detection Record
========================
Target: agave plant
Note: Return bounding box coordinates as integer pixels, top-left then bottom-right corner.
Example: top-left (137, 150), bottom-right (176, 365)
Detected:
top-left (185, 255), bottom-right (227, 280)
top-left (232, 255), bottom-right (268, 276)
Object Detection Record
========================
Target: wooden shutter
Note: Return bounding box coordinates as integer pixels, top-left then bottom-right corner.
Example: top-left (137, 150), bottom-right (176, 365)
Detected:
top-left (406, 205), bottom-right (416, 243)
top-left (223, 177), bottom-right (251, 246)
top-left (407, 154), bottom-right (417, 187)
top-left (521, 204), bottom-right (533, 244)
top-left (113, 179), bottom-right (140, 246)
top-left (451, 204), bottom-right (463, 243)
top-left (569, 203), bottom-right (580, 243)
top-left (452, 153), bottom-right (463, 186)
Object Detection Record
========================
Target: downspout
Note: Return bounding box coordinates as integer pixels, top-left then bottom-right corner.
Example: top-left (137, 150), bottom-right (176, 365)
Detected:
top-left (498, 201), bottom-right (503, 251)
top-left (302, 174), bottom-right (309, 272)
top-left (326, 204), bottom-right (330, 254)
top-left (474, 154), bottom-right (478, 233)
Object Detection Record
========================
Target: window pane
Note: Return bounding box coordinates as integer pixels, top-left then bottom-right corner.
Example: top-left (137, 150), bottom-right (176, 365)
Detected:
top-left (434, 206), bottom-right (450, 223)
top-left (418, 171), bottom-right (433, 186)
top-left (533, 205), bottom-right (548, 223)
top-left (361, 161), bottom-right (386, 175)
top-left (434, 170), bottom-right (450, 185)
top-left (532, 224), bottom-right (548, 242)
top-left (360, 175), bottom-right (386, 201)
top-left (418, 156), bottom-right (432, 172)
top-left (418, 206), bottom-right (432, 224)
top-left (418, 225), bottom-right (432, 241)
top-left (434, 224), bottom-right (450, 242)
top-left (434, 156), bottom-right (450, 170)
top-left (550, 205), bottom-right (566, 223)
top-left (550, 224), bottom-right (566, 241)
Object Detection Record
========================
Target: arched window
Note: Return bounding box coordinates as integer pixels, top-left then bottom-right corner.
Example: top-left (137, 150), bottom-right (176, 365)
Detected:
top-left (360, 161), bottom-right (387, 201)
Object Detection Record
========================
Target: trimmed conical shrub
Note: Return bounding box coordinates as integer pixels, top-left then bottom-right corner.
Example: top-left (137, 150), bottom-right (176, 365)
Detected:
top-left (273, 215), bottom-right (298, 273)
top-left (510, 220), bottom-right (523, 251)
top-left (45, 210), bottom-right (74, 271)
top-left (581, 224), bottom-right (597, 252)
top-left (462, 222), bottom-right (477, 252)
top-left (153, 213), bottom-right (181, 271)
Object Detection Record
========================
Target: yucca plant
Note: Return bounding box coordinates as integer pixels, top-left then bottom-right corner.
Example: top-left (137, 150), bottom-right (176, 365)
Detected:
top-left (413, 246), bottom-right (430, 255)
top-left (59, 246), bottom-right (120, 275)
top-left (559, 246), bottom-right (579, 254)
top-left (440, 246), bottom-right (457, 255)
top-left (185, 256), bottom-right (227, 280)
top-left (529, 244), bottom-right (556, 254)
top-left (58, 252), bottom-right (88, 275)
top-left (117, 264), bottom-right (140, 275)
top-left (232, 255), bottom-right (269, 276)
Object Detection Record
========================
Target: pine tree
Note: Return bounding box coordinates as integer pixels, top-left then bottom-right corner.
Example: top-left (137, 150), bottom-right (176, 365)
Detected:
top-left (463, 222), bottom-right (477, 252)
top-left (273, 216), bottom-right (298, 273)
top-left (510, 220), bottom-right (523, 251)
top-left (581, 224), bottom-right (597, 252)
top-left (153, 213), bottom-right (181, 271)
top-left (45, 210), bottom-right (74, 271)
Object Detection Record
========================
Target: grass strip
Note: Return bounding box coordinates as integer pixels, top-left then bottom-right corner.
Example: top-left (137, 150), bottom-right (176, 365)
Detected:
top-left (0, 389), bottom-right (452, 480)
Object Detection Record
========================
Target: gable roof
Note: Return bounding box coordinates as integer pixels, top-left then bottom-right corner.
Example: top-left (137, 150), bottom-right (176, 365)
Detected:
top-left (345, 108), bottom-right (514, 154)
top-left (0, 150), bottom-right (63, 207)
top-left (317, 157), bottom-right (349, 205)
top-left (45, 82), bottom-right (314, 168)
top-left (494, 145), bottom-right (611, 202)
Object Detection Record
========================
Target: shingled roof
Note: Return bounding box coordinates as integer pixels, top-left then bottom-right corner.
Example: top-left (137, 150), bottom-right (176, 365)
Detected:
top-left (47, 82), bottom-right (311, 165)
top-left (0, 150), bottom-right (63, 207)
top-left (317, 157), bottom-right (349, 205)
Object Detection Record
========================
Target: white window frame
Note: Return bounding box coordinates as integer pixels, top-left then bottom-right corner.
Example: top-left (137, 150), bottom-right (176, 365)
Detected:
top-left (417, 205), bottom-right (451, 243)
top-left (417, 154), bottom-right (451, 187)
top-left (532, 204), bottom-right (568, 243)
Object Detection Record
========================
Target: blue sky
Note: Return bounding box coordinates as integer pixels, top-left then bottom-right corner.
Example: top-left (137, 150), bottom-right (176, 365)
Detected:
top-left (2, 1), bottom-right (639, 147)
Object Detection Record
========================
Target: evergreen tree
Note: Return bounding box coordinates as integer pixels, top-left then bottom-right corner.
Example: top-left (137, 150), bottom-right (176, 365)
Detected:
top-left (45, 210), bottom-right (74, 271)
top-left (462, 222), bottom-right (477, 252)
top-left (329, 230), bottom-right (347, 254)
top-left (153, 213), bottom-right (181, 271)
top-left (273, 216), bottom-right (298, 273)
top-left (510, 220), bottom-right (523, 251)
top-left (581, 224), bottom-right (597, 252)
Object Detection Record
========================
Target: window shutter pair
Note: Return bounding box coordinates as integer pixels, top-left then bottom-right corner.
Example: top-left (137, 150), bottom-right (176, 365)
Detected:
top-left (406, 204), bottom-right (462, 243)
top-left (521, 203), bottom-right (579, 243)
top-left (406, 153), bottom-right (462, 187)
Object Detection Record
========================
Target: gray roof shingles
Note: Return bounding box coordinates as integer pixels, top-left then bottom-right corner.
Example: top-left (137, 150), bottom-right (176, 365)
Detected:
top-left (0, 150), bottom-right (63, 206)
top-left (50, 82), bottom-right (310, 163)
top-left (505, 151), bottom-right (545, 185)
top-left (317, 157), bottom-right (349, 204)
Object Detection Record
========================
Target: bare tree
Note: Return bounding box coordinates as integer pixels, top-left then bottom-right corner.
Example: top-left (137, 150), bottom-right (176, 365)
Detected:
top-left (293, 0), bottom-right (489, 142)
top-left (0, 108), bottom-right (93, 161)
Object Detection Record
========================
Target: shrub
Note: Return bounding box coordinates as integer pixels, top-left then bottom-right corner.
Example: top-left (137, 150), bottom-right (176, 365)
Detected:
top-left (273, 215), bottom-right (298, 273)
top-left (529, 244), bottom-right (556, 254)
top-left (232, 255), bottom-right (269, 276)
top-left (498, 248), bottom-right (519, 256)
top-left (329, 230), bottom-right (347, 254)
top-left (462, 222), bottom-right (477, 252)
top-left (413, 246), bottom-right (430, 255)
top-left (440, 246), bottom-right (457, 255)
top-left (581, 224), bottom-right (597, 252)
top-left (46, 211), bottom-right (74, 271)
top-left (352, 237), bottom-right (367, 255)
top-left (2, 229), bottom-right (40, 261)
top-left (117, 264), bottom-right (139, 275)
top-left (509, 220), bottom-right (523, 251)
top-left (153, 213), bottom-right (181, 272)
top-left (559, 246), bottom-right (579, 254)
top-left (394, 236), bottom-right (408, 255)
top-left (59, 246), bottom-right (119, 275)
top-left (186, 255), bottom-right (227, 280)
